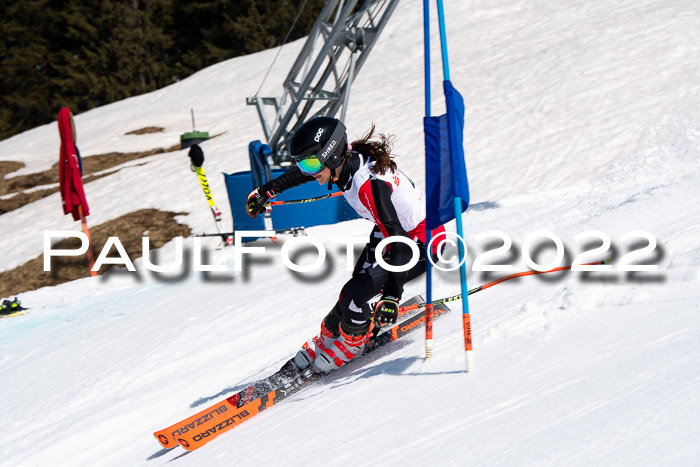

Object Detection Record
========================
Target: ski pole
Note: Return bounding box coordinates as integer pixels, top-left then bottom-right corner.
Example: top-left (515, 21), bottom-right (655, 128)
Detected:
top-left (267, 192), bottom-right (342, 206)
top-left (194, 227), bottom-right (307, 239)
top-left (398, 259), bottom-right (608, 314)
top-left (188, 145), bottom-right (233, 247)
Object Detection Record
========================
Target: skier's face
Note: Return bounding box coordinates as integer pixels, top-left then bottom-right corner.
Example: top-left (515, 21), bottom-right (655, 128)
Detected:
top-left (313, 167), bottom-right (332, 184)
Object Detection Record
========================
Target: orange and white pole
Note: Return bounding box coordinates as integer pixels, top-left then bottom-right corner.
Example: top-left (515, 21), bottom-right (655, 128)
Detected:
top-left (78, 205), bottom-right (97, 276)
top-left (425, 224), bottom-right (434, 359)
top-left (425, 302), bottom-right (434, 358)
top-left (453, 197), bottom-right (473, 372)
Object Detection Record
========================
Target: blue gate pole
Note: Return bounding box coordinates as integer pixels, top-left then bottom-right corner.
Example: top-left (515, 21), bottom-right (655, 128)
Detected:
top-left (423, 0), bottom-right (434, 358)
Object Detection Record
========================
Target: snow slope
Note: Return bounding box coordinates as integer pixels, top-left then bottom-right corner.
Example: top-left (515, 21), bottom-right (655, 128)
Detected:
top-left (1, 1), bottom-right (700, 466)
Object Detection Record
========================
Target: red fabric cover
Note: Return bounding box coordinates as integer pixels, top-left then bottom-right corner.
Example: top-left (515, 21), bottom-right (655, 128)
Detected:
top-left (58, 107), bottom-right (89, 220)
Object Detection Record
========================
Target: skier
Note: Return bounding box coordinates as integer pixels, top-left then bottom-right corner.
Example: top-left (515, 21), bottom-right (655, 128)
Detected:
top-left (246, 117), bottom-right (445, 373)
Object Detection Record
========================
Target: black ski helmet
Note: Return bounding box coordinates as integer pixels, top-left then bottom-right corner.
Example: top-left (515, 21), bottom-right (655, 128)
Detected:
top-left (290, 116), bottom-right (348, 170)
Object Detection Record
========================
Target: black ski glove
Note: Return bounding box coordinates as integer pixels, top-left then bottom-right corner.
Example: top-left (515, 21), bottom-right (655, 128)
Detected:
top-left (246, 185), bottom-right (278, 218)
top-left (373, 294), bottom-right (400, 324)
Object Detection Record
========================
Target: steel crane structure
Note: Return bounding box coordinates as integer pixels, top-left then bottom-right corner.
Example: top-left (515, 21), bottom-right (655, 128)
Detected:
top-left (247, 0), bottom-right (399, 168)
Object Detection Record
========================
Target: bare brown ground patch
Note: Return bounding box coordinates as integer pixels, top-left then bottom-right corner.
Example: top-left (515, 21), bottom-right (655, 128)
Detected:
top-left (0, 165), bottom-right (142, 215)
top-left (81, 144), bottom-right (181, 174)
top-left (0, 144), bottom-right (181, 213)
top-left (125, 126), bottom-right (164, 135)
top-left (0, 209), bottom-right (191, 297)
top-left (0, 188), bottom-right (58, 215)
top-left (0, 161), bottom-right (25, 179)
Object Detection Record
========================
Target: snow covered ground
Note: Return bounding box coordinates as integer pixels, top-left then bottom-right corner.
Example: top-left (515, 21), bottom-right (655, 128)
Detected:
top-left (1, 1), bottom-right (700, 465)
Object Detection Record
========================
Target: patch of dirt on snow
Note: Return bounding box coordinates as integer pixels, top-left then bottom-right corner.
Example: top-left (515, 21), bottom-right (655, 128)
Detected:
top-left (125, 126), bottom-right (164, 135)
top-left (0, 209), bottom-right (191, 297)
top-left (0, 165), bottom-right (144, 215)
top-left (0, 144), bottom-right (181, 212)
top-left (0, 160), bottom-right (25, 179)
top-left (0, 187), bottom-right (59, 215)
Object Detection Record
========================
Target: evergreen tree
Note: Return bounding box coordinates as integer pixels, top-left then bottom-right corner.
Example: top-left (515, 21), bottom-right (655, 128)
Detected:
top-left (0, 0), bottom-right (327, 141)
top-left (0, 0), bottom-right (55, 138)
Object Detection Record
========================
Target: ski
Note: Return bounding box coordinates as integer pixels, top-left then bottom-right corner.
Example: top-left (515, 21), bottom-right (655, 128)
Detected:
top-left (152, 296), bottom-right (422, 449)
top-left (0, 309), bottom-right (30, 320)
top-left (0, 298), bottom-right (28, 319)
top-left (188, 145), bottom-right (233, 247)
top-left (153, 296), bottom-right (451, 451)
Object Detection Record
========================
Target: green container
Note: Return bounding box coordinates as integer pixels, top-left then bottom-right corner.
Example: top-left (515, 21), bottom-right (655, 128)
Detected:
top-left (180, 131), bottom-right (210, 149)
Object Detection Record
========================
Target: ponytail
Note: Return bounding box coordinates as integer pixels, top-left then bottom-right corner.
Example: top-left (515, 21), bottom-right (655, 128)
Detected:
top-left (350, 124), bottom-right (397, 175)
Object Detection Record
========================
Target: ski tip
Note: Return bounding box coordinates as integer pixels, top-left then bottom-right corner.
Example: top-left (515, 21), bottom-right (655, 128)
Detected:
top-left (153, 431), bottom-right (177, 450)
top-left (177, 437), bottom-right (197, 451)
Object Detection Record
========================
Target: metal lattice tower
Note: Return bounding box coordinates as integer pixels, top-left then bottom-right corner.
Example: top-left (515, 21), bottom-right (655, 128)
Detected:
top-left (246, 0), bottom-right (399, 167)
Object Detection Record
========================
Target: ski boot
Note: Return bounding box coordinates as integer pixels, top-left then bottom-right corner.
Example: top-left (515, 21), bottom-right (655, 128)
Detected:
top-left (292, 320), bottom-right (372, 374)
top-left (292, 321), bottom-right (337, 371)
top-left (1, 298), bottom-right (24, 315)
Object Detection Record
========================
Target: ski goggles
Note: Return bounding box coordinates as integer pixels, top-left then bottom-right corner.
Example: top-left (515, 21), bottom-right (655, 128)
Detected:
top-left (293, 120), bottom-right (347, 175)
top-left (295, 155), bottom-right (325, 175)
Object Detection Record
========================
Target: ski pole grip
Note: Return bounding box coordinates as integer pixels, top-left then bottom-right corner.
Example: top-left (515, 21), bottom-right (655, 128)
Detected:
top-left (188, 144), bottom-right (204, 168)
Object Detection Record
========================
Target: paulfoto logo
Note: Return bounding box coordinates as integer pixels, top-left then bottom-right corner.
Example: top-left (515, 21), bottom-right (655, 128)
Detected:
top-left (42, 229), bottom-right (661, 274)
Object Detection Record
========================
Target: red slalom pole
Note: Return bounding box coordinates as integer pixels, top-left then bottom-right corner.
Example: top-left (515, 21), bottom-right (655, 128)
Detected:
top-left (398, 260), bottom-right (608, 315)
top-left (425, 303), bottom-right (434, 358)
top-left (78, 205), bottom-right (97, 277)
